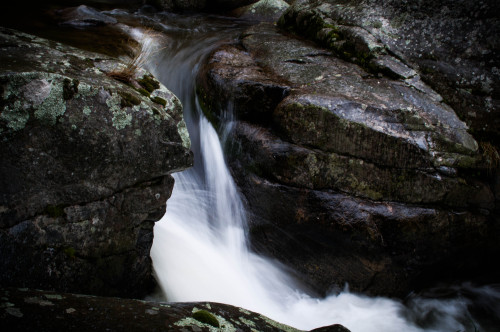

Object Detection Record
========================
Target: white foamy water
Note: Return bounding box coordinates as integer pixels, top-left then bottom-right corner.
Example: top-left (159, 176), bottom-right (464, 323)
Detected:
top-left (123, 12), bottom-right (499, 332)
top-left (150, 113), bottom-right (478, 332)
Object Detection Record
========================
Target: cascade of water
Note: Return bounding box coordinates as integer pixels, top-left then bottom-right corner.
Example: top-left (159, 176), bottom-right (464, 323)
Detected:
top-left (129, 13), bottom-right (499, 332)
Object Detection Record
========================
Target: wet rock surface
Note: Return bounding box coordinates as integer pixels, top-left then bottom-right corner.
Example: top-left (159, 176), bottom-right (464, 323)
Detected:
top-left (1, 287), bottom-right (352, 332)
top-left (0, 27), bottom-right (193, 298)
top-left (197, 21), bottom-right (500, 296)
top-left (279, 0), bottom-right (500, 148)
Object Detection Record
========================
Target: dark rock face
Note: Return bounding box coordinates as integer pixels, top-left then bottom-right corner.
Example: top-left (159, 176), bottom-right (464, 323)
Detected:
top-left (146, 0), bottom-right (259, 12)
top-left (197, 21), bottom-right (499, 296)
top-left (2, 287), bottom-right (346, 332)
top-left (279, 0), bottom-right (500, 149)
top-left (0, 28), bottom-right (193, 298)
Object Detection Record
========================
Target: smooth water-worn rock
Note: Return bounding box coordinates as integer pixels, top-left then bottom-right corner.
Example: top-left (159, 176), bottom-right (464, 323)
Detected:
top-left (197, 22), bottom-right (499, 296)
top-left (1, 288), bottom-right (351, 332)
top-left (0, 27), bottom-right (193, 298)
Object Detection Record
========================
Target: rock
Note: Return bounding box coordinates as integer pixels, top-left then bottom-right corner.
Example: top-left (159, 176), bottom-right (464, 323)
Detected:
top-left (197, 23), bottom-right (499, 296)
top-left (279, 0), bottom-right (500, 149)
top-left (311, 325), bottom-right (351, 332)
top-left (0, 27), bottom-right (193, 298)
top-left (235, 0), bottom-right (290, 22)
top-left (197, 43), bottom-right (291, 125)
top-left (1, 287), bottom-right (349, 332)
top-left (57, 5), bottom-right (118, 27)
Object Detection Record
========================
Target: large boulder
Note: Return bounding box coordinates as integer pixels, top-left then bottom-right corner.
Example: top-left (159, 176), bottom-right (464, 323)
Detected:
top-left (279, 0), bottom-right (500, 151)
top-left (197, 22), bottom-right (499, 296)
top-left (2, 287), bottom-right (352, 332)
top-left (0, 27), bottom-right (193, 298)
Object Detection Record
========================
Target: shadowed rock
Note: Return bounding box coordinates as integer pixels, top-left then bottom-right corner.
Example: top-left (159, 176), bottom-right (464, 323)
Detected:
top-left (0, 27), bottom-right (193, 298)
top-left (197, 21), bottom-right (499, 296)
top-left (0, 288), bottom-right (351, 332)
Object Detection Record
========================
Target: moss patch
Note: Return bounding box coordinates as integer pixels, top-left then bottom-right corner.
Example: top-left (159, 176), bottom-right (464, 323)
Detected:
top-left (119, 91), bottom-right (141, 108)
top-left (44, 205), bottom-right (65, 218)
top-left (150, 96), bottom-right (166, 106)
top-left (63, 247), bottom-right (76, 259)
top-left (136, 88), bottom-right (150, 97)
top-left (192, 310), bottom-right (220, 328)
top-left (63, 78), bottom-right (79, 100)
top-left (138, 75), bottom-right (160, 93)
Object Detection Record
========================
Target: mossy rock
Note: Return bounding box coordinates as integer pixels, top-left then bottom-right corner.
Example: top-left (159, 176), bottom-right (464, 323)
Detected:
top-left (150, 96), bottom-right (167, 106)
top-left (119, 91), bottom-right (141, 108)
top-left (138, 75), bottom-right (160, 93)
top-left (192, 310), bottom-right (220, 328)
top-left (137, 88), bottom-right (150, 97)
top-left (63, 247), bottom-right (76, 259)
top-left (63, 78), bottom-right (79, 100)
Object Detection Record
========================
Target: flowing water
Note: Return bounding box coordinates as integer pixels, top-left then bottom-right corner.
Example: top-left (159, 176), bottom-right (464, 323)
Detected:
top-left (123, 12), bottom-right (500, 332)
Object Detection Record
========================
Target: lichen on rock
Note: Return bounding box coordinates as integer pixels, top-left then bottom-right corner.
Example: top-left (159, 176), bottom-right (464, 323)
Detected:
top-left (0, 26), bottom-right (193, 298)
top-left (196, 19), bottom-right (499, 296)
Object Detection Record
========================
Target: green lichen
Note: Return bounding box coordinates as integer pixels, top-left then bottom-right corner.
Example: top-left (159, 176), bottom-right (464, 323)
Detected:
top-left (347, 174), bottom-right (383, 200)
top-left (192, 310), bottom-right (219, 328)
top-left (33, 79), bottom-right (66, 126)
top-left (177, 120), bottom-right (191, 149)
top-left (259, 314), bottom-right (300, 332)
top-left (1, 101), bottom-right (29, 131)
top-left (44, 294), bottom-right (63, 300)
top-left (1, 73), bottom-right (68, 129)
top-left (305, 153), bottom-right (320, 179)
top-left (175, 309), bottom-right (238, 332)
top-left (74, 81), bottom-right (97, 98)
top-left (106, 93), bottom-right (133, 130)
top-left (83, 106), bottom-right (92, 115)
top-left (138, 75), bottom-right (160, 93)
top-left (239, 317), bottom-right (256, 327)
top-left (239, 308), bottom-right (251, 315)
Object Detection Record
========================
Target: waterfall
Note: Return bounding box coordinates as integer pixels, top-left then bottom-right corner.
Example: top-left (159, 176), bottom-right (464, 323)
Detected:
top-left (128, 13), bottom-right (499, 332)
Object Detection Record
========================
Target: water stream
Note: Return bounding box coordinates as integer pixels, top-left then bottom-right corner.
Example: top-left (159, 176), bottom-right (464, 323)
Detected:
top-left (126, 12), bottom-right (499, 332)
